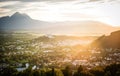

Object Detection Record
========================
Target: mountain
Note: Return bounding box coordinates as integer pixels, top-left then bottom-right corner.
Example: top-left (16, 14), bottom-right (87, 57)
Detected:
top-left (10, 12), bottom-right (31, 20)
top-left (91, 30), bottom-right (120, 49)
top-left (0, 12), bottom-right (49, 30)
top-left (0, 12), bottom-right (119, 36)
top-left (44, 21), bottom-right (120, 36)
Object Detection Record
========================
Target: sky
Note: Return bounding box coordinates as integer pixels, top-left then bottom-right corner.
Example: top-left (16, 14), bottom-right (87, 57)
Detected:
top-left (0, 0), bottom-right (120, 27)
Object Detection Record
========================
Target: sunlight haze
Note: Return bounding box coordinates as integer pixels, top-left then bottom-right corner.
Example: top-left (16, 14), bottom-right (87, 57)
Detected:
top-left (0, 0), bottom-right (120, 27)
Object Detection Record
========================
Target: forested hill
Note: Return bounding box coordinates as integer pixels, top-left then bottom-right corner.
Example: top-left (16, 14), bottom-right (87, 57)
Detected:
top-left (91, 30), bottom-right (120, 49)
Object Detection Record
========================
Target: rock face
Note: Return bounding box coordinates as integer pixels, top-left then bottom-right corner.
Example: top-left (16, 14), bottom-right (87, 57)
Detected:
top-left (91, 30), bottom-right (120, 49)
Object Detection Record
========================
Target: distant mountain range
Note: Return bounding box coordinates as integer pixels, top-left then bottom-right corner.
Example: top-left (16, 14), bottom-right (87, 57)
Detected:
top-left (91, 30), bottom-right (120, 49)
top-left (0, 12), bottom-right (120, 36)
top-left (0, 12), bottom-right (49, 30)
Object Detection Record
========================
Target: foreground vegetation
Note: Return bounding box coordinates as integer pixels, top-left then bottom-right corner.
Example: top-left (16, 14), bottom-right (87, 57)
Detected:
top-left (0, 63), bottom-right (120, 76)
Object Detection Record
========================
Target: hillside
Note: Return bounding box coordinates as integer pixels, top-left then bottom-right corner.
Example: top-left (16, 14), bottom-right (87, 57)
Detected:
top-left (91, 30), bottom-right (120, 49)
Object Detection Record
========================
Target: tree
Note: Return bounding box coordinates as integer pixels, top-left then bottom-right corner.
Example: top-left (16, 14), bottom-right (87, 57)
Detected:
top-left (33, 70), bottom-right (41, 76)
top-left (56, 69), bottom-right (64, 76)
top-left (90, 67), bottom-right (104, 76)
top-left (81, 71), bottom-right (94, 76)
top-left (73, 65), bottom-right (83, 76)
top-left (0, 66), bottom-right (18, 76)
top-left (104, 63), bottom-right (120, 76)
top-left (22, 66), bottom-right (33, 76)
top-left (62, 66), bottom-right (72, 76)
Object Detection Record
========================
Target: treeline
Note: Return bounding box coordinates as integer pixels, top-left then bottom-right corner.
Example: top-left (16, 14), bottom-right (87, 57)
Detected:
top-left (0, 63), bottom-right (120, 76)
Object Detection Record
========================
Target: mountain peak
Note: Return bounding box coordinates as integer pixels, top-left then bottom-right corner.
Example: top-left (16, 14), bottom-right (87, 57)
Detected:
top-left (12, 12), bottom-right (21, 16)
top-left (11, 12), bottom-right (31, 20)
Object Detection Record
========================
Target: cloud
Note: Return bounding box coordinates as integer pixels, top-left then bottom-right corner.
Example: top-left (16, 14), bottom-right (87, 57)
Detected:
top-left (0, 1), bottom-right (25, 15)
top-left (89, 0), bottom-right (101, 2)
top-left (0, 0), bottom-right (112, 3)
top-left (0, 8), bottom-right (11, 13)
top-left (1, 2), bottom-right (26, 10)
top-left (0, 0), bottom-right (75, 2)
top-left (0, 0), bottom-right (120, 26)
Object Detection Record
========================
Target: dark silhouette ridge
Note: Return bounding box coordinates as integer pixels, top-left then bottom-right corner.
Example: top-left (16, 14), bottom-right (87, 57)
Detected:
top-left (91, 30), bottom-right (120, 49)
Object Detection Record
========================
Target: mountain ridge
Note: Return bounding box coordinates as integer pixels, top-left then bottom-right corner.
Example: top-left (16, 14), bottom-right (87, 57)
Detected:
top-left (10, 12), bottom-right (31, 20)
top-left (91, 30), bottom-right (120, 48)
top-left (0, 12), bottom-right (120, 35)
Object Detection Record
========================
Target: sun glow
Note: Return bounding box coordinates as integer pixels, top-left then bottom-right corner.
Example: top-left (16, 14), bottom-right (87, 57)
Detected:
top-left (22, 1), bottom-right (120, 27)
top-left (0, 0), bottom-right (120, 26)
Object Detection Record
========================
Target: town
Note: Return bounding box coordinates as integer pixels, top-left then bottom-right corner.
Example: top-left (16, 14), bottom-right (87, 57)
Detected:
top-left (0, 32), bottom-right (119, 72)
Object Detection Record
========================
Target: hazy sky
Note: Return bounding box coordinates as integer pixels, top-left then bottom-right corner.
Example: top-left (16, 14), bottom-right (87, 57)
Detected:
top-left (0, 0), bottom-right (120, 27)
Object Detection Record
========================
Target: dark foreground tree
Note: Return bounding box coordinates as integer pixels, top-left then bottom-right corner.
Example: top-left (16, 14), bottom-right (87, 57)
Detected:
top-left (104, 63), bottom-right (120, 76)
top-left (0, 66), bottom-right (18, 76)
top-left (89, 67), bottom-right (104, 76)
top-left (62, 66), bottom-right (72, 76)
top-left (73, 65), bottom-right (83, 76)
